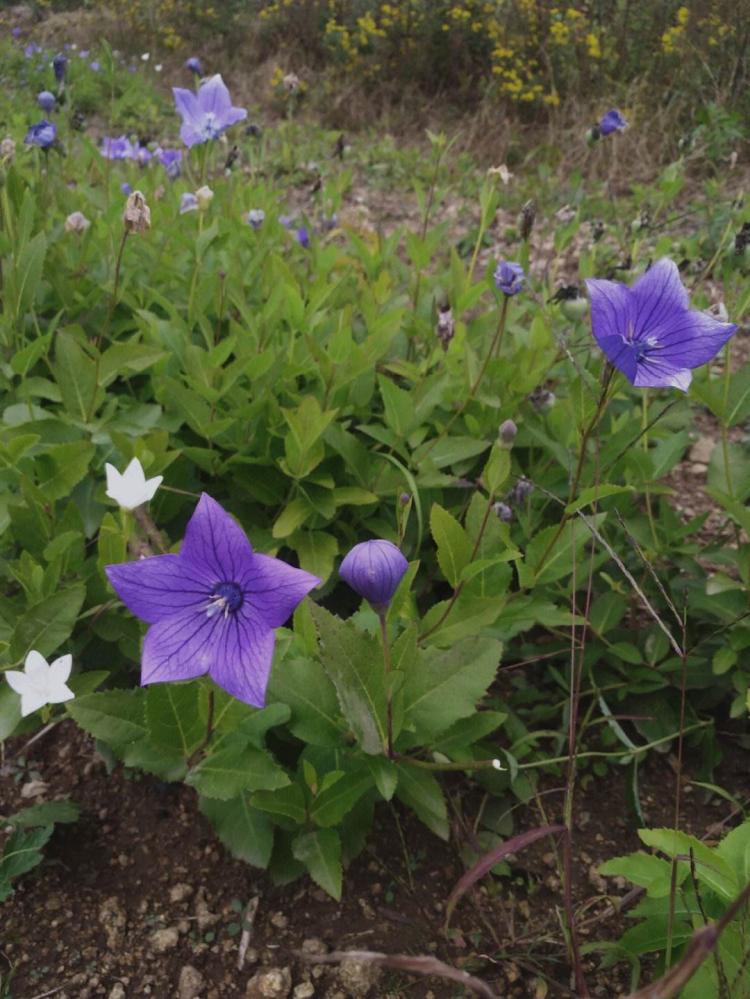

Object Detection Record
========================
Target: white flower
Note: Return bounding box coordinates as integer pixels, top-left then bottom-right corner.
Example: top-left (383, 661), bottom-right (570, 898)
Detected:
top-left (141, 52), bottom-right (150, 62)
top-left (195, 185), bottom-right (214, 211)
top-left (105, 457), bottom-right (162, 510)
top-left (155, 64), bottom-right (163, 73)
top-left (6, 651), bottom-right (75, 717)
top-left (65, 211), bottom-right (91, 234)
top-left (488, 164), bottom-right (513, 184)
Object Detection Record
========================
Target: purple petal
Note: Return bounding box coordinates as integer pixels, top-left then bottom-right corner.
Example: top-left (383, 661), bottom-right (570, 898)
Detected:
top-left (596, 335), bottom-right (638, 383)
top-left (630, 259), bottom-right (689, 342)
top-left (648, 310), bottom-right (737, 369)
top-left (207, 607), bottom-right (275, 707)
top-left (241, 554), bottom-right (320, 628)
top-left (106, 554), bottom-right (210, 624)
top-left (141, 606), bottom-right (222, 684)
top-left (633, 359), bottom-right (692, 392)
top-left (179, 122), bottom-right (203, 148)
top-left (197, 74), bottom-right (232, 115)
top-left (219, 105), bottom-right (248, 129)
top-left (173, 86), bottom-right (197, 123)
top-left (585, 277), bottom-right (632, 344)
top-left (180, 494), bottom-right (254, 582)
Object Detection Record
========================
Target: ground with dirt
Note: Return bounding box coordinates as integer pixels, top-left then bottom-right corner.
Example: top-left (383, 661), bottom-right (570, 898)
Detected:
top-left (3, 720), bottom-right (747, 999)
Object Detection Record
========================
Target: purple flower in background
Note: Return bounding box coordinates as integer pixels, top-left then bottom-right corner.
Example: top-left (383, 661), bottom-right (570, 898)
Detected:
top-left (52, 53), bottom-right (67, 83)
top-left (180, 192), bottom-right (198, 214)
top-left (25, 119), bottom-right (56, 149)
top-left (134, 144), bottom-right (152, 165)
top-left (294, 226), bottom-right (310, 249)
top-left (79, 49), bottom-right (89, 58)
top-left (157, 147), bottom-right (183, 179)
top-left (89, 60), bottom-right (101, 72)
top-left (121, 182), bottom-right (133, 195)
top-left (599, 109), bottom-right (627, 136)
top-left (278, 214), bottom-right (293, 228)
top-left (586, 258), bottom-right (737, 391)
top-left (24, 42), bottom-right (42, 59)
top-left (173, 74), bottom-right (247, 147)
top-left (185, 56), bottom-right (203, 76)
top-left (101, 135), bottom-right (134, 160)
top-left (37, 90), bottom-right (56, 112)
top-left (105, 494), bottom-right (319, 707)
top-left (494, 260), bottom-right (525, 296)
top-left (12, 27), bottom-right (22, 39)
top-left (339, 540), bottom-right (408, 612)
top-left (246, 209), bottom-right (265, 229)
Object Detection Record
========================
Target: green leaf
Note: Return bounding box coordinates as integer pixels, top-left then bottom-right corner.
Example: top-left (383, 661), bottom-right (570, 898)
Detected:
top-left (598, 852), bottom-right (678, 897)
top-left (522, 514), bottom-right (606, 586)
top-left (251, 783), bottom-right (307, 827)
top-left (186, 744), bottom-right (289, 800)
top-left (200, 794), bottom-right (274, 869)
top-left (483, 444), bottom-right (510, 493)
top-left (638, 828), bottom-right (737, 901)
top-left (293, 530), bottom-right (338, 583)
top-left (0, 826), bottom-right (53, 901)
top-left (311, 605), bottom-right (387, 755)
top-left (311, 770), bottom-right (373, 827)
top-left (54, 331), bottom-right (98, 420)
top-left (565, 484), bottom-right (634, 514)
top-left (37, 442), bottom-right (95, 501)
top-left (0, 684), bottom-right (22, 741)
top-left (417, 436), bottom-right (489, 469)
top-left (66, 689), bottom-right (146, 748)
top-left (6, 799), bottom-right (79, 828)
top-left (10, 584), bottom-right (86, 660)
top-left (145, 683), bottom-right (207, 757)
top-left (366, 757), bottom-right (398, 801)
top-left (395, 764), bottom-right (449, 840)
top-left (436, 711), bottom-right (507, 754)
top-left (292, 828), bottom-right (342, 900)
top-left (268, 657), bottom-right (344, 747)
top-left (430, 503), bottom-right (473, 587)
top-left (10, 231), bottom-right (46, 319)
top-left (401, 636), bottom-right (502, 740)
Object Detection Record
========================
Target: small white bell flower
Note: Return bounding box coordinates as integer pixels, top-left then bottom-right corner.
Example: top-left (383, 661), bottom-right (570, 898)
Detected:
top-left (105, 457), bottom-right (162, 511)
top-left (6, 650), bottom-right (75, 717)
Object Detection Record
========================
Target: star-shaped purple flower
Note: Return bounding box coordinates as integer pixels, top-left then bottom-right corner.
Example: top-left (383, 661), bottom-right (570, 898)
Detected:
top-left (25, 120), bottom-right (56, 149)
top-left (105, 494), bottom-right (320, 707)
top-left (586, 258), bottom-right (737, 391)
top-left (101, 135), bottom-right (135, 160)
top-left (172, 74), bottom-right (247, 148)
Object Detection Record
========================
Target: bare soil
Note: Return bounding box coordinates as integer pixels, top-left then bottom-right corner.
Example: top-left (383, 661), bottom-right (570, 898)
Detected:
top-left (2, 721), bottom-right (748, 999)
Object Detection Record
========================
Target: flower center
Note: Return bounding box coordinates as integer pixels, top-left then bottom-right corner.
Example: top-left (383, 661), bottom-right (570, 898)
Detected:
top-left (200, 112), bottom-right (223, 141)
top-left (206, 581), bottom-right (243, 618)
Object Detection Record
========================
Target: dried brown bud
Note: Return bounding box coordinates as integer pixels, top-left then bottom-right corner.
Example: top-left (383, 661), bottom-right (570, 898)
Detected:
top-left (123, 190), bottom-right (150, 233)
top-left (519, 200), bottom-right (536, 241)
top-left (436, 304), bottom-right (455, 352)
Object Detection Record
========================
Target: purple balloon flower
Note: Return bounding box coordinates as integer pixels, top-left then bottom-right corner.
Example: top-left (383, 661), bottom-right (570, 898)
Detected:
top-left (294, 226), bottom-right (310, 249)
top-left (586, 258), bottom-right (737, 391)
top-left (185, 56), bottom-right (203, 76)
top-left (180, 192), bottom-right (199, 214)
top-left (172, 74), bottom-right (247, 148)
top-left (339, 540), bottom-right (409, 612)
top-left (157, 147), bottom-right (183, 179)
top-left (599, 109), bottom-right (627, 136)
top-left (24, 42), bottom-right (42, 59)
top-left (101, 135), bottom-right (135, 160)
top-left (25, 119), bottom-right (56, 149)
top-left (134, 144), bottom-right (152, 165)
top-left (494, 260), bottom-right (525, 296)
top-left (37, 90), bottom-right (56, 112)
top-left (52, 53), bottom-right (67, 83)
top-left (89, 60), bottom-right (101, 72)
top-left (105, 494), bottom-right (320, 707)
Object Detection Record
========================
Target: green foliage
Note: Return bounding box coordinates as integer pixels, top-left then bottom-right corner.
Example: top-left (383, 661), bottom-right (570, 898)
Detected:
top-left (0, 799), bottom-right (79, 902)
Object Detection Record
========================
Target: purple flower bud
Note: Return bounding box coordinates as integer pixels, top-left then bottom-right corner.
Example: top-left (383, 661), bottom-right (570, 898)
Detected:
top-left (37, 90), bottom-right (56, 112)
top-left (494, 261), bottom-right (525, 296)
top-left (399, 492), bottom-right (411, 505)
top-left (509, 477), bottom-right (533, 505)
top-left (185, 56), bottom-right (203, 76)
top-left (295, 226), bottom-right (310, 249)
top-left (101, 136), bottom-right (135, 160)
top-left (278, 214), bottom-right (293, 228)
top-left (492, 502), bottom-right (513, 522)
top-left (89, 60), bottom-right (101, 72)
top-left (121, 182), bottom-right (133, 196)
top-left (52, 53), bottom-right (67, 83)
top-left (339, 540), bottom-right (409, 611)
top-left (598, 108), bottom-right (627, 137)
top-left (245, 123), bottom-right (263, 138)
top-left (246, 208), bottom-right (265, 229)
top-left (24, 119), bottom-right (56, 149)
top-left (180, 192), bottom-right (199, 214)
top-left (499, 419), bottom-right (517, 445)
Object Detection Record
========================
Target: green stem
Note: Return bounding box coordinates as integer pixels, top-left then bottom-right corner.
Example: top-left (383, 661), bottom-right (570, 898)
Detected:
top-left (379, 613), bottom-right (394, 758)
top-left (642, 390), bottom-right (659, 548)
top-left (188, 688), bottom-right (215, 767)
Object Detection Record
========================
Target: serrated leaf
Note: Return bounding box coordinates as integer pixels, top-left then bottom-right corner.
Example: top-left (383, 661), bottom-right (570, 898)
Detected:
top-left (7, 799), bottom-right (79, 828)
top-left (268, 657), bottom-right (344, 747)
top-left (54, 331), bottom-right (98, 420)
top-left (145, 683), bottom-right (207, 757)
top-left (598, 852), bottom-right (678, 897)
top-left (394, 764), bottom-right (448, 840)
top-left (251, 783), bottom-right (307, 826)
top-left (10, 584), bottom-right (86, 660)
top-left (310, 770), bottom-right (373, 827)
top-left (186, 744), bottom-right (289, 800)
top-left (430, 503), bottom-right (473, 587)
top-left (292, 828), bottom-right (342, 900)
top-left (311, 605), bottom-right (387, 755)
top-left (401, 636), bottom-right (502, 740)
top-left (200, 794), bottom-right (274, 869)
top-left (66, 689), bottom-right (146, 748)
